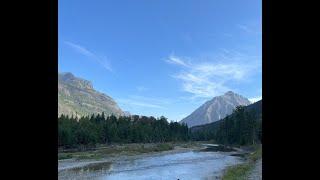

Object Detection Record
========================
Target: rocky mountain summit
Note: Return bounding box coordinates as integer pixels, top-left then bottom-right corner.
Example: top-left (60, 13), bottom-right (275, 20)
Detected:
top-left (58, 72), bottom-right (124, 118)
top-left (180, 91), bottom-right (251, 127)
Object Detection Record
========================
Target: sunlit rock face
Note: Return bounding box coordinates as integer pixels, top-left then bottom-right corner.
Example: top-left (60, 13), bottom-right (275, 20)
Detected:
top-left (180, 91), bottom-right (251, 127)
top-left (58, 72), bottom-right (124, 118)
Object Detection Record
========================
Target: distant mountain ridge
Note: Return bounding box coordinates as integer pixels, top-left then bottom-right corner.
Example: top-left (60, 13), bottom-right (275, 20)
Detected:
top-left (180, 91), bottom-right (251, 127)
top-left (58, 72), bottom-right (124, 117)
top-left (190, 100), bottom-right (262, 133)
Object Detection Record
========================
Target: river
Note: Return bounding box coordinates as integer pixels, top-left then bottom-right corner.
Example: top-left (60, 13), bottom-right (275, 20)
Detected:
top-left (59, 150), bottom-right (242, 180)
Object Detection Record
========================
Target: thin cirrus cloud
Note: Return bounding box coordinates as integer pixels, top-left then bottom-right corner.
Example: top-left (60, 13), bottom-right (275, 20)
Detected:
top-left (165, 54), bottom-right (190, 67)
top-left (117, 98), bottom-right (165, 109)
top-left (118, 99), bottom-right (164, 109)
top-left (64, 41), bottom-right (113, 72)
top-left (129, 95), bottom-right (173, 105)
top-left (237, 23), bottom-right (261, 35)
top-left (166, 53), bottom-right (261, 99)
top-left (117, 95), bottom-right (174, 110)
top-left (136, 86), bottom-right (148, 92)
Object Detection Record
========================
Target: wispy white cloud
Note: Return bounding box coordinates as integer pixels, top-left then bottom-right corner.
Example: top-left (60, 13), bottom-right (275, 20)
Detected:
top-left (237, 24), bottom-right (251, 33)
top-left (249, 96), bottom-right (262, 103)
top-left (117, 99), bottom-right (165, 109)
top-left (129, 95), bottom-right (173, 105)
top-left (64, 41), bottom-right (113, 72)
top-left (136, 86), bottom-right (148, 92)
top-left (166, 51), bottom-right (261, 99)
top-left (117, 95), bottom-right (175, 109)
top-left (237, 23), bottom-right (261, 35)
top-left (165, 54), bottom-right (190, 67)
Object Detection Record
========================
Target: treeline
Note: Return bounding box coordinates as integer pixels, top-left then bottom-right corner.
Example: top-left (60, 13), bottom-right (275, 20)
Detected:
top-left (191, 106), bottom-right (262, 146)
top-left (58, 113), bottom-right (189, 148)
top-left (59, 103), bottom-right (262, 148)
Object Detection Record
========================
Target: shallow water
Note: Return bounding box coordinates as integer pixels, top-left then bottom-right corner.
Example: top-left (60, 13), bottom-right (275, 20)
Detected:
top-left (59, 151), bottom-right (242, 180)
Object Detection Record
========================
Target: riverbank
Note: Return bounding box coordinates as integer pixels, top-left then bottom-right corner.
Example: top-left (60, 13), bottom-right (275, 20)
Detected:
top-left (59, 141), bottom-right (251, 179)
top-left (58, 141), bottom-right (212, 173)
top-left (222, 144), bottom-right (262, 180)
top-left (58, 141), bottom-right (205, 161)
top-left (59, 143), bottom-right (242, 180)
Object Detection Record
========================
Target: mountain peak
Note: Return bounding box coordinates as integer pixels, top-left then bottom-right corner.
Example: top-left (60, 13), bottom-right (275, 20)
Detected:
top-left (180, 91), bottom-right (250, 127)
top-left (58, 73), bottom-right (124, 117)
top-left (59, 72), bottom-right (93, 90)
top-left (61, 72), bottom-right (74, 78)
top-left (224, 91), bottom-right (235, 96)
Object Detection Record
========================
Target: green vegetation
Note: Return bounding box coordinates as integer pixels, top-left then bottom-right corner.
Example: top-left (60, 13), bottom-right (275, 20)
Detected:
top-left (222, 145), bottom-right (262, 180)
top-left (191, 106), bottom-right (262, 146)
top-left (153, 143), bottom-right (174, 151)
top-left (58, 113), bottom-right (189, 149)
top-left (58, 143), bottom-right (177, 160)
top-left (222, 163), bottom-right (252, 180)
top-left (248, 146), bottom-right (262, 162)
top-left (58, 104), bottom-right (262, 163)
top-left (59, 104), bottom-right (261, 150)
top-left (58, 153), bottom-right (73, 160)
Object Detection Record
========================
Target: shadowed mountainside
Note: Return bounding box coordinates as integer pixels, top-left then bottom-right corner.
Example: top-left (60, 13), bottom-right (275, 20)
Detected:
top-left (190, 100), bottom-right (262, 133)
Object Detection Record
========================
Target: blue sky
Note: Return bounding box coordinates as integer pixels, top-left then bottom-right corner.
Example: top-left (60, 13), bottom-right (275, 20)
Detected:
top-left (59, 0), bottom-right (262, 122)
